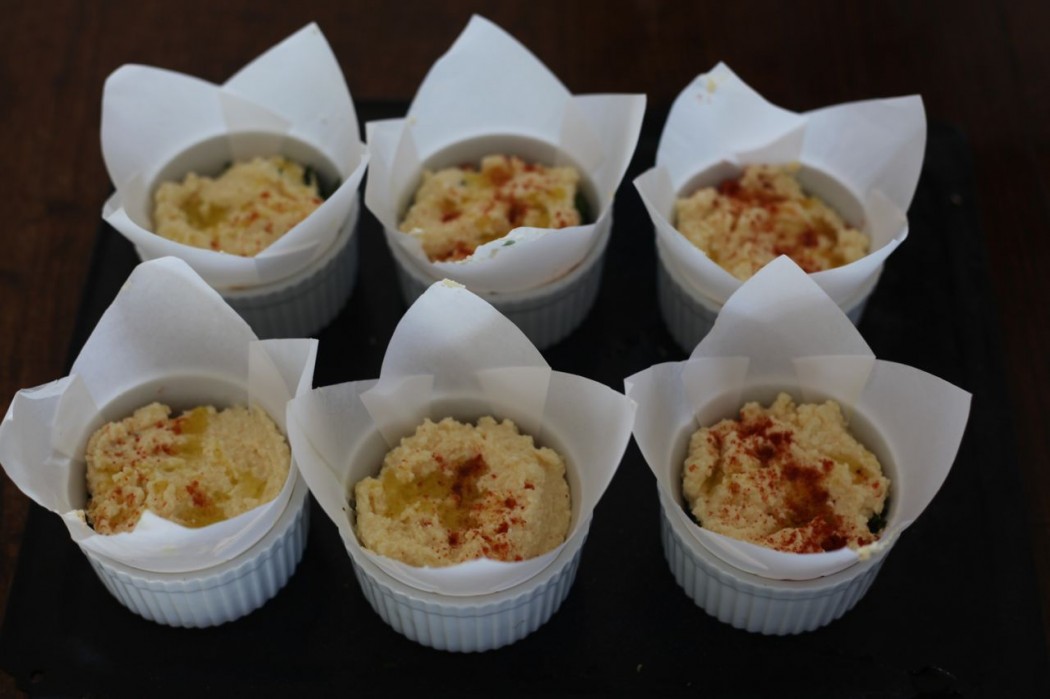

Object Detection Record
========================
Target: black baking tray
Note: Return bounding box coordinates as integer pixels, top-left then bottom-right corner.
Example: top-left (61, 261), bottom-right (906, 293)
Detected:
top-left (1, 109), bottom-right (1047, 698)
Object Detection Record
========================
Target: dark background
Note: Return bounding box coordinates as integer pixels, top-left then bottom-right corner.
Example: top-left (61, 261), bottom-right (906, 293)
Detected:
top-left (1, 2), bottom-right (1048, 696)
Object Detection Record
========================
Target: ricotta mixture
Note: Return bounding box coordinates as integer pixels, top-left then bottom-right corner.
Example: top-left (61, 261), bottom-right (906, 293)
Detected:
top-left (682, 393), bottom-right (889, 554)
top-left (399, 155), bottom-right (584, 262)
top-left (153, 155), bottom-right (322, 256)
top-left (354, 416), bottom-right (571, 567)
top-left (86, 402), bottom-right (290, 534)
top-left (675, 164), bottom-right (869, 280)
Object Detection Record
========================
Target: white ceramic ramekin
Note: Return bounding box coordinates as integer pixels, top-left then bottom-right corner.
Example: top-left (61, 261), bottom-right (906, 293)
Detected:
top-left (81, 472), bottom-right (310, 628)
top-left (658, 486), bottom-right (885, 635)
top-left (118, 129), bottom-right (363, 340)
top-left (654, 162), bottom-right (881, 352)
top-left (345, 516), bottom-right (590, 652)
top-left (220, 194), bottom-right (360, 338)
top-left (387, 212), bottom-right (611, 350)
top-left (656, 238), bottom-right (879, 353)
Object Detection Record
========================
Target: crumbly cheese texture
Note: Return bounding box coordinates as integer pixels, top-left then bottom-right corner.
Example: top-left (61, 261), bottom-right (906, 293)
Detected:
top-left (153, 155), bottom-right (322, 257)
top-left (85, 402), bottom-right (290, 534)
top-left (675, 164), bottom-right (870, 280)
top-left (399, 155), bottom-right (582, 262)
top-left (354, 417), bottom-right (571, 567)
top-left (682, 393), bottom-right (889, 554)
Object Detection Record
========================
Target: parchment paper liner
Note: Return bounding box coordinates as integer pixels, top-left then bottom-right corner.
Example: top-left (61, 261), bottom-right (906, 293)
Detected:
top-left (101, 23), bottom-right (369, 290)
top-left (219, 193), bottom-right (361, 339)
top-left (624, 257), bottom-right (970, 581)
top-left (288, 280), bottom-right (636, 596)
top-left (657, 486), bottom-right (885, 635)
top-left (0, 257), bottom-right (318, 573)
top-left (364, 15), bottom-right (645, 294)
top-left (385, 204), bottom-right (610, 350)
top-left (634, 62), bottom-right (925, 310)
top-left (84, 474), bottom-right (310, 628)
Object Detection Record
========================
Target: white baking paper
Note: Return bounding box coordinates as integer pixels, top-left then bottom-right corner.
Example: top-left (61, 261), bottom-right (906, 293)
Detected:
top-left (288, 280), bottom-right (636, 595)
top-left (624, 257), bottom-right (970, 580)
top-left (634, 63), bottom-right (925, 309)
top-left (0, 257), bottom-right (318, 572)
top-left (364, 15), bottom-right (645, 293)
top-left (101, 23), bottom-right (369, 290)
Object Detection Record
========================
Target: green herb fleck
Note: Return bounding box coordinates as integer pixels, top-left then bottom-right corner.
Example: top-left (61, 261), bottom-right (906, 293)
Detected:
top-left (867, 500), bottom-right (889, 534)
top-left (574, 191), bottom-right (593, 224)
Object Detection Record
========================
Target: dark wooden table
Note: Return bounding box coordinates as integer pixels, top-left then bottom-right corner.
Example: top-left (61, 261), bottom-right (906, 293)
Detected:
top-left (2, 2), bottom-right (1048, 696)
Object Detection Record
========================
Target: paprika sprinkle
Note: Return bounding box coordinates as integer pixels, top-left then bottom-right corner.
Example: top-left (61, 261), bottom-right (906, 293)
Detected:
top-left (682, 393), bottom-right (889, 554)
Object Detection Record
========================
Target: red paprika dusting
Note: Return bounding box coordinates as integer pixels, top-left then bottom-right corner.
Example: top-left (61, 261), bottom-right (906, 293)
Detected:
top-left (719, 179), bottom-right (742, 198)
top-left (435, 240), bottom-right (476, 262)
top-left (718, 172), bottom-right (787, 206)
top-left (691, 396), bottom-right (886, 554)
top-left (768, 431), bottom-right (792, 448)
top-left (755, 443), bottom-right (776, 464)
top-left (747, 423), bottom-right (853, 552)
top-left (507, 199), bottom-right (527, 227)
top-left (452, 455), bottom-right (486, 496)
top-left (186, 480), bottom-right (208, 508)
top-left (364, 417), bottom-right (571, 566)
top-left (739, 416), bottom-right (773, 438)
top-left (680, 166), bottom-right (869, 282)
top-left (485, 160), bottom-right (512, 187)
top-left (488, 541), bottom-right (511, 558)
top-left (406, 155), bottom-right (582, 263)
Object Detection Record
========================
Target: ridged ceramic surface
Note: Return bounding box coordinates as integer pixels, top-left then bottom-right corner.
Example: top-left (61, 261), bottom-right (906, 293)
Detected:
top-left (656, 259), bottom-right (719, 353)
top-left (224, 195), bottom-right (360, 339)
top-left (348, 525), bottom-right (590, 652)
top-left (658, 491), bottom-right (885, 635)
top-left (82, 475), bottom-right (310, 628)
top-left (388, 216), bottom-right (611, 350)
top-left (656, 253), bottom-right (875, 353)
